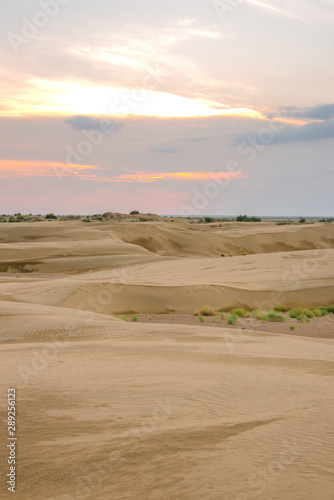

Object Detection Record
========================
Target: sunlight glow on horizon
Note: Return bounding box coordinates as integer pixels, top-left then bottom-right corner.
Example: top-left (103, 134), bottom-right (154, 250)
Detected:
top-left (1, 78), bottom-right (266, 119)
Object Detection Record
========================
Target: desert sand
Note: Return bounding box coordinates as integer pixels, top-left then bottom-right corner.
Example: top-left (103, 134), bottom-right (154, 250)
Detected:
top-left (0, 219), bottom-right (334, 499)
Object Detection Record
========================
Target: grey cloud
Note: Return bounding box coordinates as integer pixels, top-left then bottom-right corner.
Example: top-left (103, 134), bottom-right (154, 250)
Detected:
top-left (181, 137), bottom-right (210, 142)
top-left (280, 103), bottom-right (334, 121)
top-left (149, 147), bottom-right (183, 153)
top-left (272, 119), bottom-right (334, 144)
top-left (65, 116), bottom-right (125, 131)
top-left (235, 119), bottom-right (334, 145)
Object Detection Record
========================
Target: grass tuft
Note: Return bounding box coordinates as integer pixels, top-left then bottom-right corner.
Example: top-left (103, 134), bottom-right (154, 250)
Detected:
top-left (199, 316), bottom-right (204, 323)
top-left (132, 315), bottom-right (138, 322)
top-left (117, 315), bottom-right (129, 322)
top-left (228, 315), bottom-right (238, 325)
top-left (289, 325), bottom-right (296, 331)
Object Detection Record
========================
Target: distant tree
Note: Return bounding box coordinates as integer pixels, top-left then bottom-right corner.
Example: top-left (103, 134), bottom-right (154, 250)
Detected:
top-left (299, 217), bottom-right (306, 224)
top-left (204, 217), bottom-right (213, 223)
top-left (130, 210), bottom-right (140, 215)
top-left (45, 213), bottom-right (57, 219)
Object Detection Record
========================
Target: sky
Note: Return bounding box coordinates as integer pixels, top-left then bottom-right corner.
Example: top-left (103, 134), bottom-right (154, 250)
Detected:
top-left (0, 0), bottom-right (333, 216)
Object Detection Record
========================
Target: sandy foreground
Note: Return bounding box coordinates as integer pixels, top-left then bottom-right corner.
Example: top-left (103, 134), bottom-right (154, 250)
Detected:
top-left (0, 220), bottom-right (334, 499)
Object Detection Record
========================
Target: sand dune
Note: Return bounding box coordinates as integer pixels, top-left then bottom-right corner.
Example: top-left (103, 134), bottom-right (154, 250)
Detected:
top-left (1, 220), bottom-right (334, 499)
top-left (1, 249), bottom-right (333, 313)
top-left (0, 322), bottom-right (334, 499)
top-left (1, 221), bottom-right (333, 274)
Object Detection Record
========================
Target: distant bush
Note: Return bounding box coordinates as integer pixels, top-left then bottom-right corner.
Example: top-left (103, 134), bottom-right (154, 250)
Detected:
top-left (252, 310), bottom-right (266, 321)
top-left (288, 307), bottom-right (305, 320)
top-left (204, 217), bottom-right (213, 223)
top-left (299, 217), bottom-right (306, 224)
top-left (274, 306), bottom-right (289, 312)
top-left (221, 254), bottom-right (225, 257)
top-left (102, 212), bottom-right (113, 219)
top-left (289, 325), bottom-right (296, 331)
top-left (45, 213), bottom-right (57, 219)
top-left (199, 316), bottom-right (204, 323)
top-left (230, 308), bottom-right (248, 318)
top-left (132, 315), bottom-right (138, 322)
top-left (236, 215), bottom-right (262, 222)
top-left (242, 252), bottom-right (247, 256)
top-left (82, 217), bottom-right (91, 222)
top-left (264, 312), bottom-right (285, 322)
top-left (220, 312), bottom-right (225, 319)
top-left (311, 308), bottom-right (323, 318)
top-left (200, 305), bottom-right (217, 316)
top-left (130, 210), bottom-right (139, 215)
top-left (275, 220), bottom-right (293, 225)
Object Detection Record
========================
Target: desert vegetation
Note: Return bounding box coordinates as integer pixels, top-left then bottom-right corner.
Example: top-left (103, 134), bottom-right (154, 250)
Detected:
top-left (192, 304), bottom-right (334, 327)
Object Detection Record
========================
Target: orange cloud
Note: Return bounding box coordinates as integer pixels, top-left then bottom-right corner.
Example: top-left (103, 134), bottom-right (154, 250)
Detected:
top-left (0, 160), bottom-right (100, 177)
top-left (0, 161), bottom-right (243, 184)
top-left (76, 171), bottom-right (244, 183)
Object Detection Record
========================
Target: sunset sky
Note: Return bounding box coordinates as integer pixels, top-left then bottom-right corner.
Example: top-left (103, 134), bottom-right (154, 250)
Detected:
top-left (1, 0), bottom-right (333, 215)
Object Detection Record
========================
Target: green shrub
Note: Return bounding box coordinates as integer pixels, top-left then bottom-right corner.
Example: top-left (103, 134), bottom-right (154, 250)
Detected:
top-left (45, 213), bottom-right (57, 219)
top-left (242, 252), bottom-right (247, 256)
top-left (274, 306), bottom-right (288, 312)
top-left (264, 312), bottom-right (285, 322)
top-left (289, 307), bottom-right (305, 319)
top-left (230, 308), bottom-right (248, 318)
top-left (305, 310), bottom-right (313, 318)
top-left (199, 316), bottom-right (204, 323)
top-left (130, 210), bottom-right (139, 214)
top-left (221, 254), bottom-right (225, 257)
top-left (228, 315), bottom-right (238, 325)
top-left (252, 309), bottom-right (265, 321)
top-left (289, 325), bottom-right (296, 331)
top-left (229, 254), bottom-right (233, 257)
top-left (220, 312), bottom-right (225, 319)
top-left (132, 315), bottom-right (138, 322)
top-left (326, 305), bottom-right (334, 314)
